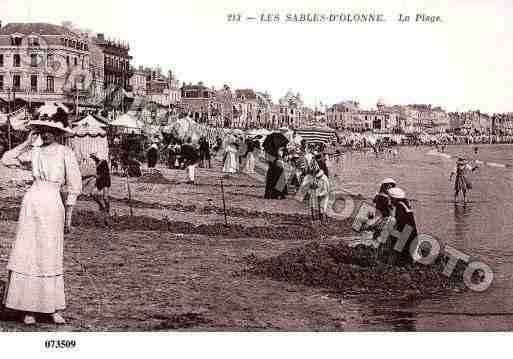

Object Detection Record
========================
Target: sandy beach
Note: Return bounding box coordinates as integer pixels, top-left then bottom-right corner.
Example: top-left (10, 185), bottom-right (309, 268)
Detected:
top-left (0, 162), bottom-right (364, 331)
top-left (0, 147), bottom-right (478, 331)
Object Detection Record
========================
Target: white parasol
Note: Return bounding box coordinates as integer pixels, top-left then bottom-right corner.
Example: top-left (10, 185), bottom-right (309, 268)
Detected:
top-left (35, 102), bottom-right (70, 117)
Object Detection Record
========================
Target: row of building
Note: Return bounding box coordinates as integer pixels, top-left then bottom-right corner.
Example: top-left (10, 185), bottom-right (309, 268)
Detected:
top-left (0, 21), bottom-right (131, 112)
top-left (326, 100), bottom-right (513, 134)
top-left (178, 85), bottom-right (317, 129)
top-left (0, 20), bottom-right (317, 129)
top-left (1, 20), bottom-right (511, 133)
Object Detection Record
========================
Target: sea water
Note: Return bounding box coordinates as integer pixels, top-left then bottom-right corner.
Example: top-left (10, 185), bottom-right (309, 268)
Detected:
top-left (332, 144), bottom-right (513, 330)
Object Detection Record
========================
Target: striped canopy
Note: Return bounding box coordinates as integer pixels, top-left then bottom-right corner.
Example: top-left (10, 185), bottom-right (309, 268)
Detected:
top-left (294, 127), bottom-right (337, 144)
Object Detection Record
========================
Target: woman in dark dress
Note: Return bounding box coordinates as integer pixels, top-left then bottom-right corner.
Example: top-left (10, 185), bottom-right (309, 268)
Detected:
top-left (264, 147), bottom-right (288, 199)
top-left (389, 187), bottom-right (418, 266)
top-left (373, 177), bottom-right (396, 206)
top-left (199, 137), bottom-right (211, 168)
top-left (147, 143), bottom-right (159, 168)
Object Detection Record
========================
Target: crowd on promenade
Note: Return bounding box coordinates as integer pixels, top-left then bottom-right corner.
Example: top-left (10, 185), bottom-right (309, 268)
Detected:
top-left (336, 131), bottom-right (513, 149)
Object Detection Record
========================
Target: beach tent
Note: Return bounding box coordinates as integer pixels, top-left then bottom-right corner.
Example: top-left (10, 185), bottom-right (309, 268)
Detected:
top-left (294, 126), bottom-right (337, 145)
top-left (247, 129), bottom-right (271, 137)
top-left (163, 116), bottom-right (203, 144)
top-left (0, 107), bottom-right (29, 130)
top-left (109, 113), bottom-right (143, 133)
top-left (73, 114), bottom-right (108, 128)
top-left (68, 115), bottom-right (109, 176)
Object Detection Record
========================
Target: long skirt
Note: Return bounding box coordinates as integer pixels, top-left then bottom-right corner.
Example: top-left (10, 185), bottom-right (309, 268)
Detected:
top-left (2, 181), bottom-right (66, 313)
top-left (223, 152), bottom-right (238, 173)
top-left (242, 152), bottom-right (255, 174)
top-left (186, 164), bottom-right (196, 182)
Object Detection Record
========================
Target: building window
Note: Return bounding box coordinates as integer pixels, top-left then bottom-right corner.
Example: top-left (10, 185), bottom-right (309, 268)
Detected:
top-left (13, 54), bottom-right (21, 67)
top-left (0, 54), bottom-right (3, 67)
top-left (46, 76), bottom-right (54, 92)
top-left (47, 54), bottom-right (53, 66)
top-left (66, 56), bottom-right (70, 66)
top-left (30, 75), bottom-right (38, 92)
top-left (12, 36), bottom-right (22, 46)
top-left (74, 57), bottom-right (77, 66)
top-left (31, 54), bottom-right (38, 67)
top-left (0, 75), bottom-right (3, 90)
top-left (13, 75), bottom-right (21, 90)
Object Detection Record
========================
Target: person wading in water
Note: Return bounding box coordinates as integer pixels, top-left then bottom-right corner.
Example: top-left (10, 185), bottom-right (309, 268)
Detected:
top-left (450, 158), bottom-right (479, 203)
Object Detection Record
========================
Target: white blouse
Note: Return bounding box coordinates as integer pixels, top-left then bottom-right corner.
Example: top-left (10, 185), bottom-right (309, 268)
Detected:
top-left (1, 140), bottom-right (82, 206)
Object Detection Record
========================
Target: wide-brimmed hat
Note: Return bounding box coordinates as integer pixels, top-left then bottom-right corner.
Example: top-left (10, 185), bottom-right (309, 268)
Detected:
top-left (388, 187), bottom-right (406, 199)
top-left (28, 107), bottom-right (73, 134)
top-left (380, 177), bottom-right (396, 185)
top-left (457, 157), bottom-right (467, 164)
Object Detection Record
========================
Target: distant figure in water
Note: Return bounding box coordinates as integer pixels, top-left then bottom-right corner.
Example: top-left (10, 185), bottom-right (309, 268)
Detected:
top-left (474, 147), bottom-right (479, 154)
top-left (450, 158), bottom-right (479, 203)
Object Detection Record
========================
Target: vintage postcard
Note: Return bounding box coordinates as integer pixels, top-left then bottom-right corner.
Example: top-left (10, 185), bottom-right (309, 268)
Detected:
top-left (0, 0), bottom-right (511, 356)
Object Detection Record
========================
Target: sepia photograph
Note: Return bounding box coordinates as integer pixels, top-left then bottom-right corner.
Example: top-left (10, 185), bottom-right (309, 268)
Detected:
top-left (0, 0), bottom-right (512, 356)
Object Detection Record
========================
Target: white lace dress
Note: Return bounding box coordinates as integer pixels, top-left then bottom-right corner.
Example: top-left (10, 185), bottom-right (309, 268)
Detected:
top-left (1, 140), bottom-right (82, 313)
top-left (222, 145), bottom-right (238, 173)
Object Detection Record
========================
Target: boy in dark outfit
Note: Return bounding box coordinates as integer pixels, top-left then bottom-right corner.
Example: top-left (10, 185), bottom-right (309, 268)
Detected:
top-left (90, 153), bottom-right (112, 225)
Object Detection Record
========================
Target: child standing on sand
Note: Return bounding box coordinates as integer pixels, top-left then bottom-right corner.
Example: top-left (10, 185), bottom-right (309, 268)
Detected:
top-left (310, 169), bottom-right (330, 219)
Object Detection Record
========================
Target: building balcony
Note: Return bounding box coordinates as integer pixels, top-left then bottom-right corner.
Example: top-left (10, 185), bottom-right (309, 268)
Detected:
top-left (0, 88), bottom-right (25, 93)
top-left (63, 88), bottom-right (90, 98)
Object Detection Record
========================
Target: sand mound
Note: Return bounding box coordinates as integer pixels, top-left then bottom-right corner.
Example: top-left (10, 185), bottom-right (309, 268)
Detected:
top-left (136, 170), bottom-right (175, 184)
top-left (247, 241), bottom-right (468, 298)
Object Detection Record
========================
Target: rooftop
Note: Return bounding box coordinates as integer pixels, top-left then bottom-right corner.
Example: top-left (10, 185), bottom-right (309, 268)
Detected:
top-left (0, 22), bottom-right (81, 38)
top-left (235, 89), bottom-right (257, 100)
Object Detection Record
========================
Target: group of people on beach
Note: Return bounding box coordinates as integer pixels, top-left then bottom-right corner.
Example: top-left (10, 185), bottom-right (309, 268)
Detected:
top-left (362, 178), bottom-right (418, 266)
top-left (0, 110), bottom-right (487, 327)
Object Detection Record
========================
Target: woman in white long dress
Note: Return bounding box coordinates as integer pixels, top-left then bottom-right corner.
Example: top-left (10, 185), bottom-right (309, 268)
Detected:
top-left (223, 143), bottom-right (239, 174)
top-left (1, 112), bottom-right (82, 325)
top-left (242, 140), bottom-right (256, 174)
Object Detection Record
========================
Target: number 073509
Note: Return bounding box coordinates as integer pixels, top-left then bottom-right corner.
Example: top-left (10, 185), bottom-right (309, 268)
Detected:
top-left (44, 340), bottom-right (77, 349)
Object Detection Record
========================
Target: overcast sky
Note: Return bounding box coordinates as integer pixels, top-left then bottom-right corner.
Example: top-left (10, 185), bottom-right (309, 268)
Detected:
top-left (1, 0), bottom-right (512, 113)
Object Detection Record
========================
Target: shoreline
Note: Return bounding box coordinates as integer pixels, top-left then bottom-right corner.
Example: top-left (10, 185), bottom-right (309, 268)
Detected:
top-left (0, 159), bottom-right (466, 331)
